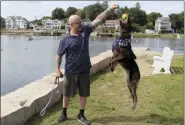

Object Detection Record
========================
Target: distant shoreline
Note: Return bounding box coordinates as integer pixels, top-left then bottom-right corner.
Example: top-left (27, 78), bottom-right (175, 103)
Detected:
top-left (1, 29), bottom-right (184, 39)
top-left (131, 33), bottom-right (184, 39)
top-left (1, 29), bottom-right (66, 36)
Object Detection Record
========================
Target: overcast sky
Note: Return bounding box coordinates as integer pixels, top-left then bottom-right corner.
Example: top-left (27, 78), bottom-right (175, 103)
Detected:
top-left (1, 1), bottom-right (184, 21)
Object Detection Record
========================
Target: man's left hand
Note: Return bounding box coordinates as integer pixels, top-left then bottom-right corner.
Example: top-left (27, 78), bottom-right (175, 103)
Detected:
top-left (111, 4), bottom-right (118, 9)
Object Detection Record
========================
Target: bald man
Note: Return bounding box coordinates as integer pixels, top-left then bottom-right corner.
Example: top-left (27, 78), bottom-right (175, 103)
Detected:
top-left (56, 4), bottom-right (118, 124)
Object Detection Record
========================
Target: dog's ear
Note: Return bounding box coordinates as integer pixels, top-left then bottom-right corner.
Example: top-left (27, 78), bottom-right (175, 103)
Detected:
top-left (127, 14), bottom-right (131, 23)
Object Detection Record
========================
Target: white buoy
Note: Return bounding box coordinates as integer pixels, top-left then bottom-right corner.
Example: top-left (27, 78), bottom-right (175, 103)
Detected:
top-left (176, 33), bottom-right (182, 39)
top-left (25, 44), bottom-right (28, 50)
top-left (27, 35), bottom-right (33, 41)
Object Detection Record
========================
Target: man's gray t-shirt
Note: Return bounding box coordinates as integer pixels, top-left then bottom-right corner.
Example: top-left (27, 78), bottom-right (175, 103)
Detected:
top-left (57, 25), bottom-right (93, 75)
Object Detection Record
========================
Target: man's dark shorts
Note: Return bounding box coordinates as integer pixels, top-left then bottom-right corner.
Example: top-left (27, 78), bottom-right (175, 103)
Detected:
top-left (63, 70), bottom-right (90, 97)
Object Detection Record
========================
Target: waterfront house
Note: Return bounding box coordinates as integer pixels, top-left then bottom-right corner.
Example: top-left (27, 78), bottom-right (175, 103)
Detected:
top-left (29, 23), bottom-right (38, 29)
top-left (103, 20), bottom-right (120, 30)
top-left (5, 16), bottom-right (29, 29)
top-left (155, 17), bottom-right (174, 33)
top-left (42, 19), bottom-right (62, 29)
top-left (65, 23), bottom-right (70, 31)
top-left (145, 29), bottom-right (156, 34)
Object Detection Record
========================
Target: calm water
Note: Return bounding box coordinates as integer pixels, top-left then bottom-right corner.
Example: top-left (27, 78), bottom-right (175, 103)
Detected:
top-left (1, 35), bottom-right (184, 96)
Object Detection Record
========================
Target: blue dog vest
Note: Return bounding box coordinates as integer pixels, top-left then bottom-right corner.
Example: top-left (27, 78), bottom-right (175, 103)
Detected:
top-left (112, 35), bottom-right (132, 51)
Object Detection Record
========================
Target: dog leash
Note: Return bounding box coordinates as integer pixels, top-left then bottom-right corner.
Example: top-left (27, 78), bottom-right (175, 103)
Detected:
top-left (40, 77), bottom-right (60, 117)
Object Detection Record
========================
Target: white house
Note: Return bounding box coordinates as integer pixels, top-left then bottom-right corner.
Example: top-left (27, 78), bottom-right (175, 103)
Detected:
top-left (155, 17), bottom-right (173, 33)
top-left (29, 23), bottom-right (38, 29)
top-left (42, 19), bottom-right (61, 29)
top-left (5, 16), bottom-right (29, 29)
top-left (145, 29), bottom-right (155, 34)
top-left (65, 23), bottom-right (70, 31)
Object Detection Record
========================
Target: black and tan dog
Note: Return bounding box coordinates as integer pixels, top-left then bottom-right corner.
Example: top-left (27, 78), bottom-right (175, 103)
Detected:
top-left (109, 13), bottom-right (140, 109)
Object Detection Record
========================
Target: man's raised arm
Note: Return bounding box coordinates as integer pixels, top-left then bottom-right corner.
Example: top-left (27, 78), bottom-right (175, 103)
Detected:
top-left (90, 4), bottom-right (118, 31)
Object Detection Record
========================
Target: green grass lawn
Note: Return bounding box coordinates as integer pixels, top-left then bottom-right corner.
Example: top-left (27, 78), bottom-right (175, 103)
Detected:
top-left (26, 56), bottom-right (184, 125)
top-left (1, 28), bottom-right (7, 32)
top-left (180, 34), bottom-right (184, 38)
top-left (131, 33), bottom-right (184, 39)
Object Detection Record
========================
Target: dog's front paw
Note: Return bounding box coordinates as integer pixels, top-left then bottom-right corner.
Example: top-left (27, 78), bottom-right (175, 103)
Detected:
top-left (111, 67), bottom-right (115, 72)
top-left (109, 63), bottom-right (114, 72)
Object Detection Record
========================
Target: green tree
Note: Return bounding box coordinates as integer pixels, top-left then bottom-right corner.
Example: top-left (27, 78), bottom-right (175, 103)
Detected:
top-left (41, 16), bottom-right (52, 20)
top-left (147, 12), bottom-right (162, 27)
top-left (169, 12), bottom-right (184, 33)
top-left (0, 16), bottom-right (5, 28)
top-left (169, 13), bottom-right (177, 32)
top-left (146, 22), bottom-right (153, 29)
top-left (52, 7), bottom-right (65, 20)
top-left (107, 9), bottom-right (118, 20)
top-left (178, 12), bottom-right (184, 33)
top-left (30, 19), bottom-right (42, 26)
top-left (65, 7), bottom-right (78, 18)
top-left (120, 6), bottom-right (129, 14)
top-left (135, 2), bottom-right (141, 9)
top-left (131, 23), bottom-right (140, 32)
top-left (132, 23), bottom-right (146, 33)
top-left (84, 3), bottom-right (104, 21)
top-left (119, 7), bottom-right (124, 13)
top-left (129, 7), bottom-right (147, 26)
top-left (101, 0), bottom-right (108, 9)
top-left (75, 9), bottom-right (86, 19)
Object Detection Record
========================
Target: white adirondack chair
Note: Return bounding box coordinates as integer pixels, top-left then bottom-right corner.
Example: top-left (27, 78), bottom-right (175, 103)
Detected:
top-left (152, 47), bottom-right (174, 74)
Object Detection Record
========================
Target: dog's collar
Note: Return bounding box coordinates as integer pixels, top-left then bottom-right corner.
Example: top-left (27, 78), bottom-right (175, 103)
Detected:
top-left (112, 35), bottom-right (131, 51)
top-left (116, 35), bottom-right (131, 44)
top-left (115, 38), bottom-right (131, 46)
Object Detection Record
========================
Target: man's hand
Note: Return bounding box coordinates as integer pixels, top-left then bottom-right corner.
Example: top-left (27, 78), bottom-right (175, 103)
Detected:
top-left (56, 69), bottom-right (64, 78)
top-left (56, 55), bottom-right (63, 78)
top-left (110, 4), bottom-right (118, 9)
